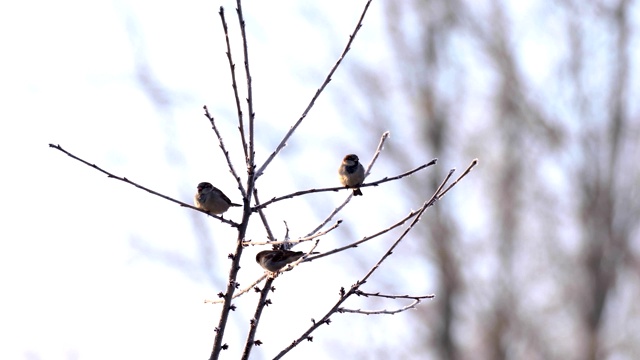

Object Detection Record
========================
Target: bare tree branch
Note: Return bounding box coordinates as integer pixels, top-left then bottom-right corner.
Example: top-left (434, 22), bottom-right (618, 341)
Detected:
top-left (203, 105), bottom-right (247, 199)
top-left (338, 294), bottom-right (434, 315)
top-left (235, 0), bottom-right (256, 171)
top-left (241, 277), bottom-right (274, 360)
top-left (274, 162), bottom-right (475, 358)
top-left (243, 220), bottom-right (342, 247)
top-left (48, 143), bottom-right (239, 227)
top-left (218, 7), bottom-right (249, 162)
top-left (252, 160), bottom-right (437, 212)
top-left (254, 0), bottom-right (374, 180)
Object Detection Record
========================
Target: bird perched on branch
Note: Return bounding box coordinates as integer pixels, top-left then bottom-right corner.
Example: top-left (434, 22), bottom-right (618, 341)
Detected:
top-left (256, 249), bottom-right (314, 273)
top-left (338, 154), bottom-right (365, 196)
top-left (194, 182), bottom-right (241, 215)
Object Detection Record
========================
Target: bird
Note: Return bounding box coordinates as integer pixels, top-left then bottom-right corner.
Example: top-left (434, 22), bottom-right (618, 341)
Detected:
top-left (255, 249), bottom-right (312, 273)
top-left (338, 154), bottom-right (365, 196)
top-left (194, 182), bottom-right (241, 215)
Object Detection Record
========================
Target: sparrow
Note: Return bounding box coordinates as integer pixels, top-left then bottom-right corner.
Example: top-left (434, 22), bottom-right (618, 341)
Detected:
top-left (256, 249), bottom-right (311, 272)
top-left (338, 154), bottom-right (365, 196)
top-left (194, 182), bottom-right (241, 215)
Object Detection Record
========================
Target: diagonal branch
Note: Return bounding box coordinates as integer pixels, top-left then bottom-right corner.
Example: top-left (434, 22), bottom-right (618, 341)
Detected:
top-left (274, 160), bottom-right (478, 358)
top-left (253, 188), bottom-right (276, 242)
top-left (203, 106), bottom-right (247, 199)
top-left (437, 158), bottom-right (478, 199)
top-left (241, 277), bottom-right (274, 360)
top-left (48, 144), bottom-right (239, 227)
top-left (254, 0), bottom-right (374, 180)
top-left (305, 208), bottom-right (421, 262)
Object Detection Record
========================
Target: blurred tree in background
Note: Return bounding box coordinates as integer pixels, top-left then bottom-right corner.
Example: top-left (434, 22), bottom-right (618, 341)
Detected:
top-left (333, 0), bottom-right (639, 358)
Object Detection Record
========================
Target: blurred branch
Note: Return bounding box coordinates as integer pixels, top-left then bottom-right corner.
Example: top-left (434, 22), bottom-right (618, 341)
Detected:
top-left (48, 143), bottom-right (239, 227)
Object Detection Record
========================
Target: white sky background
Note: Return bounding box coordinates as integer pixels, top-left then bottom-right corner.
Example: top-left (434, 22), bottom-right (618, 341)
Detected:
top-left (0, 1), bottom-right (437, 359)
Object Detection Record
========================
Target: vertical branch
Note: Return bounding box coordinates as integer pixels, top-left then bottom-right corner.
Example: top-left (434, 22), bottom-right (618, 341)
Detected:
top-left (218, 7), bottom-right (249, 162)
top-left (210, 1), bottom-right (260, 358)
top-left (235, 0), bottom-right (256, 172)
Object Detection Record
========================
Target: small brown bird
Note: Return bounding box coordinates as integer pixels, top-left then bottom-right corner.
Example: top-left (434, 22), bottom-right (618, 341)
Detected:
top-left (255, 249), bottom-right (309, 272)
top-left (338, 154), bottom-right (365, 196)
top-left (194, 182), bottom-right (241, 215)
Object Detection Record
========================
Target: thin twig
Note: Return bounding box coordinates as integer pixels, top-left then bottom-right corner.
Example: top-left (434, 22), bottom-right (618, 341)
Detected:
top-left (437, 158), bottom-right (478, 199)
top-left (243, 220), bottom-right (342, 247)
top-left (218, 7), bottom-right (248, 161)
top-left (356, 169), bottom-right (455, 286)
top-left (255, 0), bottom-right (374, 180)
top-left (305, 208), bottom-right (421, 262)
top-left (203, 106), bottom-right (247, 199)
top-left (274, 239), bottom-right (321, 276)
top-left (339, 291), bottom-right (435, 315)
top-left (252, 159), bottom-right (436, 211)
top-left (48, 144), bottom-right (239, 227)
top-left (204, 273), bottom-right (268, 304)
top-left (354, 290), bottom-right (435, 300)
